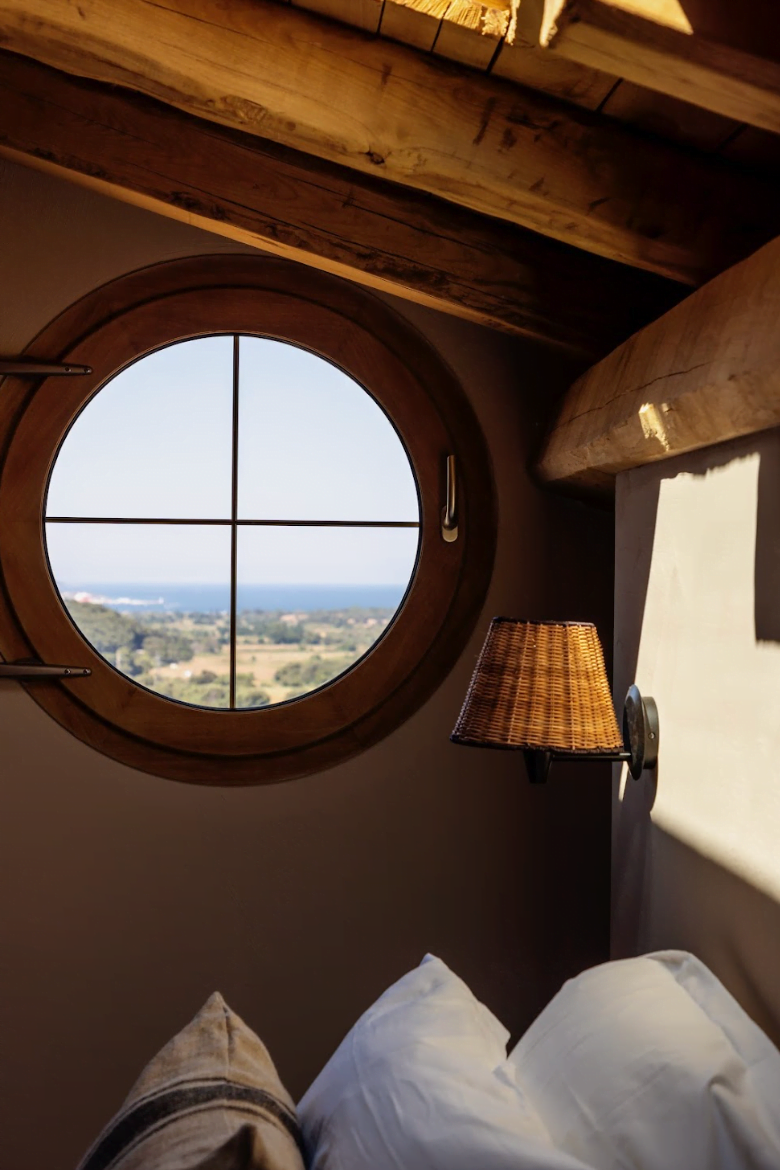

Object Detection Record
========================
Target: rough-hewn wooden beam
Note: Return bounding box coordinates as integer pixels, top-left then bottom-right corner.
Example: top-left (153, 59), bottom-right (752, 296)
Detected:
top-left (542, 0), bottom-right (780, 134)
top-left (537, 234), bottom-right (780, 492)
top-left (0, 51), bottom-right (683, 355)
top-left (0, 0), bottom-right (775, 285)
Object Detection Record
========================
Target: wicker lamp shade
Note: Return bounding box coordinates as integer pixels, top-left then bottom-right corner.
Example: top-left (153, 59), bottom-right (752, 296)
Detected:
top-left (451, 619), bottom-right (623, 753)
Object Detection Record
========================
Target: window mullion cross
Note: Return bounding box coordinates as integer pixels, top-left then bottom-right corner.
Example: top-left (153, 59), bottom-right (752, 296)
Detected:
top-left (229, 335), bottom-right (240, 710)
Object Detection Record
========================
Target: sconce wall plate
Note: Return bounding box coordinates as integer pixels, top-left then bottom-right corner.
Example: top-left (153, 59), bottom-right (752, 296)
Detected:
top-left (624, 684), bottom-right (659, 780)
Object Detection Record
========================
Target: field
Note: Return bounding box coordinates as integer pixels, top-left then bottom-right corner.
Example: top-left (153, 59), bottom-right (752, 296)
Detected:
top-left (66, 599), bottom-right (393, 707)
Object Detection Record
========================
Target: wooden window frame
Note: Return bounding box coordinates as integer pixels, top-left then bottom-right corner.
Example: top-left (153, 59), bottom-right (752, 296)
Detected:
top-left (0, 256), bottom-right (496, 786)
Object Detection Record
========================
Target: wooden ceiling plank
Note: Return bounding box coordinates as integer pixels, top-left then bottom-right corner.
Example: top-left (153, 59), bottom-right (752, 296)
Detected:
top-left (434, 24), bottom-right (498, 70)
top-left (292, 0), bottom-right (383, 33)
top-left (601, 80), bottom-right (740, 152)
top-left (491, 34), bottom-right (616, 109)
top-left (434, 2), bottom-right (504, 70)
top-left (0, 50), bottom-right (682, 356)
top-left (542, 0), bottom-right (780, 134)
top-left (537, 233), bottom-right (780, 492)
top-left (0, 0), bottom-right (775, 284)
top-left (491, 0), bottom-right (616, 110)
top-left (380, 0), bottom-right (442, 50)
top-left (720, 124), bottom-right (780, 176)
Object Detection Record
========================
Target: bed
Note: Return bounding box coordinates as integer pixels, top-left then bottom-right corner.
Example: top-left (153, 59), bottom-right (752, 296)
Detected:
top-left (74, 950), bottom-right (780, 1170)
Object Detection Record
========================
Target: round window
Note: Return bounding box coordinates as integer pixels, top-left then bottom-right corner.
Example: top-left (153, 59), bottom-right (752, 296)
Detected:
top-left (0, 257), bottom-right (496, 786)
top-left (45, 335), bottom-right (420, 711)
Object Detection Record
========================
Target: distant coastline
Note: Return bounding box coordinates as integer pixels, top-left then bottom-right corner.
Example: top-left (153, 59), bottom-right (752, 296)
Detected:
top-left (63, 589), bottom-right (165, 608)
top-left (58, 582), bottom-right (409, 613)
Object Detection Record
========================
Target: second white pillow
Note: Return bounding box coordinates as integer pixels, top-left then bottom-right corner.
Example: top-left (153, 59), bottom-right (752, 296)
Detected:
top-left (503, 950), bottom-right (780, 1170)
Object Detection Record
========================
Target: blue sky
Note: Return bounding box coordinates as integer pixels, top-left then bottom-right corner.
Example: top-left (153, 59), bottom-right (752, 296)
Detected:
top-left (45, 336), bottom-right (420, 585)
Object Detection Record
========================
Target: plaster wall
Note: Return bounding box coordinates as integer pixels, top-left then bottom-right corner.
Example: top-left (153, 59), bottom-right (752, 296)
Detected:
top-left (0, 158), bottom-right (614, 1170)
top-left (612, 429), bottom-right (780, 1043)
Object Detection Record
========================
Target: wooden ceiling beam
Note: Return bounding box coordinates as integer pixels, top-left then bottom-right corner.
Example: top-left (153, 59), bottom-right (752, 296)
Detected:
top-left (541, 0), bottom-right (780, 134)
top-left (0, 50), bottom-right (681, 355)
top-left (537, 233), bottom-right (780, 493)
top-left (0, 0), bottom-right (775, 285)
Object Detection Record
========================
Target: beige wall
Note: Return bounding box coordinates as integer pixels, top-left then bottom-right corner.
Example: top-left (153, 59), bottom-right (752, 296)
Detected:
top-left (0, 158), bottom-right (614, 1170)
top-left (612, 428), bottom-right (780, 1045)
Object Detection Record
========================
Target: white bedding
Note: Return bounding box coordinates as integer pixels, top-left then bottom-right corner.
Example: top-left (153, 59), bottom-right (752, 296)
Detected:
top-left (504, 950), bottom-right (780, 1170)
top-left (298, 950), bottom-right (780, 1170)
top-left (298, 954), bottom-right (589, 1169)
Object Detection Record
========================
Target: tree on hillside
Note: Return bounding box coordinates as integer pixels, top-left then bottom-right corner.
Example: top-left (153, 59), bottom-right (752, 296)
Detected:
top-left (274, 654), bottom-right (353, 690)
top-left (67, 601), bottom-right (144, 657)
top-left (66, 601), bottom-right (196, 669)
top-left (141, 631), bottom-right (194, 666)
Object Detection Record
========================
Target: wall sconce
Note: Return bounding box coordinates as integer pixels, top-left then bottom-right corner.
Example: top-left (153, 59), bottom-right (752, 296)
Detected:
top-left (451, 618), bottom-right (658, 784)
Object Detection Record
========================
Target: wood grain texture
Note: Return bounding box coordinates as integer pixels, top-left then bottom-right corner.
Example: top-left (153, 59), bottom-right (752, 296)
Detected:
top-left (492, 0), bottom-right (616, 110)
top-left (537, 234), bottom-right (780, 493)
top-left (542, 0), bottom-right (780, 133)
top-left (0, 51), bottom-right (682, 355)
top-left (493, 0), bottom-right (617, 110)
top-left (490, 33), bottom-right (615, 109)
top-left (0, 0), bottom-right (776, 283)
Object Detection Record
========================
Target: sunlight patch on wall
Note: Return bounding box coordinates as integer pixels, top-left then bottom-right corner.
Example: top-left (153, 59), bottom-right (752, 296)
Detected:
top-left (638, 402), bottom-right (672, 453)
top-left (629, 447), bottom-right (780, 905)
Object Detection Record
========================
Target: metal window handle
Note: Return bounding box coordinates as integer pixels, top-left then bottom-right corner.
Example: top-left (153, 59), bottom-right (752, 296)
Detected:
top-left (441, 454), bottom-right (458, 542)
top-left (0, 359), bottom-right (92, 376)
top-left (0, 658), bottom-right (91, 678)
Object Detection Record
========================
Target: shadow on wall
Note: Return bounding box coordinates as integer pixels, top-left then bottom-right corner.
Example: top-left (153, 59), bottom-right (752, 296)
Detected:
top-left (613, 474), bottom-right (661, 697)
top-left (612, 817), bottom-right (780, 1051)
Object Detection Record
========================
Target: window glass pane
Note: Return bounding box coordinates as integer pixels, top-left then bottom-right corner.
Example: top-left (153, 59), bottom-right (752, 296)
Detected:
top-left (234, 525), bottom-right (419, 707)
top-left (46, 337), bottom-right (234, 519)
top-left (46, 523), bottom-right (232, 708)
top-left (237, 337), bottom-right (419, 521)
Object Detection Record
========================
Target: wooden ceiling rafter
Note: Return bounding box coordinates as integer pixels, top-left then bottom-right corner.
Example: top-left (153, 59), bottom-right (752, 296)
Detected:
top-left (292, 0), bottom-right (778, 180)
top-left (434, 10), bottom-right (504, 70)
top-left (292, 0), bottom-right (511, 55)
top-left (0, 49), bottom-right (681, 355)
top-left (537, 234), bottom-right (780, 493)
top-left (541, 0), bottom-right (780, 134)
top-left (0, 0), bottom-right (776, 287)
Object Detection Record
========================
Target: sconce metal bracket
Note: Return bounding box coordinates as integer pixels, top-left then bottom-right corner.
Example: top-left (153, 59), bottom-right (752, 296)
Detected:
top-left (524, 685), bottom-right (659, 783)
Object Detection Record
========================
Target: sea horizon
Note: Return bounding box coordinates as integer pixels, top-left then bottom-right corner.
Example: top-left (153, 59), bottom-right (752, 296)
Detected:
top-left (59, 581), bottom-right (409, 613)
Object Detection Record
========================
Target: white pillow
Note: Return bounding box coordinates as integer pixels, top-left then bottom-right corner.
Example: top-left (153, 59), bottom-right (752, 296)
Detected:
top-left (298, 954), bottom-right (592, 1170)
top-left (503, 950), bottom-right (780, 1170)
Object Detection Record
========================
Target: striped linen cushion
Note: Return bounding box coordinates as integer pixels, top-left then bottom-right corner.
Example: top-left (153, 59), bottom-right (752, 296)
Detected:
top-left (76, 992), bottom-right (305, 1170)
